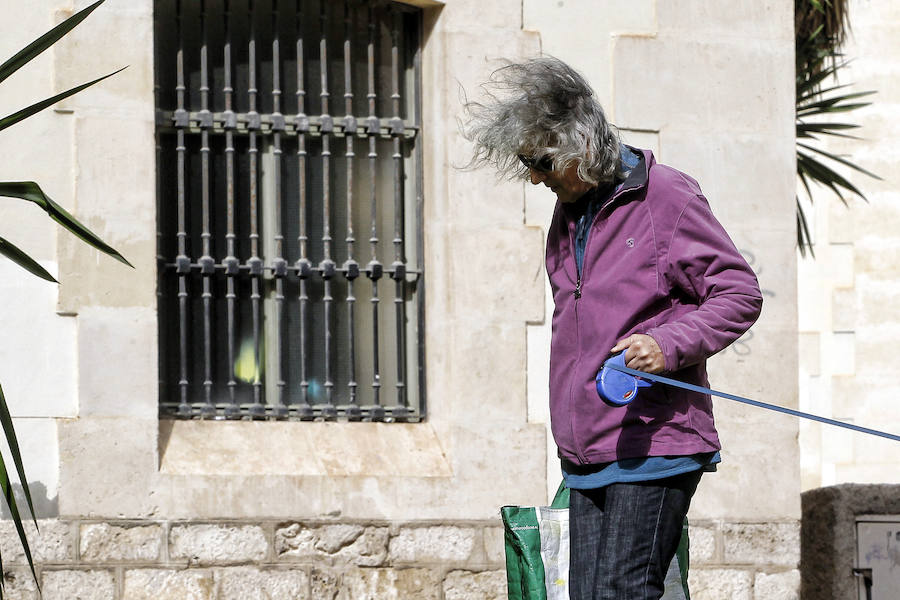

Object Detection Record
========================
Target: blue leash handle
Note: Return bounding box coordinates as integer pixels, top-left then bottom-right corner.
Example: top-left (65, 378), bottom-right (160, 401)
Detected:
top-left (602, 359), bottom-right (900, 444)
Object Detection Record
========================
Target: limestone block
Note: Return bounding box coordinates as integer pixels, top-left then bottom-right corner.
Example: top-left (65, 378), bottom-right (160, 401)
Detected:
top-left (214, 567), bottom-right (309, 600)
top-left (337, 567), bottom-right (440, 600)
top-left (159, 421), bottom-right (451, 478)
top-left (57, 115), bottom-right (156, 313)
top-left (0, 569), bottom-right (38, 600)
top-left (123, 569), bottom-right (215, 600)
top-left (436, 0), bottom-right (522, 32)
top-left (0, 259), bottom-right (77, 418)
top-left (688, 568), bottom-right (752, 600)
top-left (754, 570), bottom-right (800, 600)
top-left (482, 526), bottom-right (505, 565)
top-left (169, 524), bottom-right (268, 564)
top-left (79, 523), bottom-right (163, 562)
top-left (388, 526), bottom-right (477, 563)
top-left (0, 520), bottom-right (73, 563)
top-left (41, 569), bottom-right (115, 600)
top-left (442, 570), bottom-right (506, 600)
top-left (57, 417), bottom-right (158, 518)
top-left (722, 522), bottom-right (800, 567)
top-left (75, 307), bottom-right (158, 418)
top-left (275, 524), bottom-right (388, 566)
top-left (309, 568), bottom-right (341, 600)
top-left (523, 0), bottom-right (656, 105)
top-left (688, 522), bottom-right (718, 564)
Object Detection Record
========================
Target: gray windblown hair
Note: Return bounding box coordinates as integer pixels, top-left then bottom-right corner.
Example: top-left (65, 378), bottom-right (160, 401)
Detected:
top-left (461, 57), bottom-right (621, 186)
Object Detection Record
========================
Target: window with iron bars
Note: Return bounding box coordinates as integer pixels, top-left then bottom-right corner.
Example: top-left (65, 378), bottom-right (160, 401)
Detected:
top-left (155, 0), bottom-right (424, 421)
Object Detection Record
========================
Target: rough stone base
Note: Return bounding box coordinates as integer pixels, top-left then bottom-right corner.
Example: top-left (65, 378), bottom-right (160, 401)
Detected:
top-left (0, 517), bottom-right (798, 599)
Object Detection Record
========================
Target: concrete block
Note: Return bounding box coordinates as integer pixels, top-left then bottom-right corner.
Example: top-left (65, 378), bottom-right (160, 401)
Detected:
top-left (688, 568), bottom-right (752, 600)
top-left (802, 484), bottom-right (900, 599)
top-left (0, 520), bottom-right (73, 563)
top-left (169, 524), bottom-right (268, 564)
top-left (388, 526), bottom-right (477, 563)
top-left (442, 570), bottom-right (506, 600)
top-left (754, 570), bottom-right (800, 600)
top-left (722, 522), bottom-right (800, 567)
top-left (214, 567), bottom-right (309, 600)
top-left (275, 524), bottom-right (388, 566)
top-left (80, 523), bottom-right (163, 562)
top-left (123, 569), bottom-right (215, 600)
top-left (689, 522), bottom-right (718, 564)
top-left (41, 569), bottom-right (115, 600)
top-left (337, 567), bottom-right (440, 600)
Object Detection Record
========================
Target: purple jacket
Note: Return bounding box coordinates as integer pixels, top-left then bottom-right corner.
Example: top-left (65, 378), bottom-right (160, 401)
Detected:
top-left (546, 149), bottom-right (762, 465)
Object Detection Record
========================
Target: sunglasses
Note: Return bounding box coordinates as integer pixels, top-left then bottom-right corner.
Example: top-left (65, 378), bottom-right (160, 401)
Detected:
top-left (518, 153), bottom-right (555, 173)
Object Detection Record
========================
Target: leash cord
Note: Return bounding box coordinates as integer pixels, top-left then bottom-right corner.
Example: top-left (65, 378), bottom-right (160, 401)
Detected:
top-left (606, 362), bottom-right (900, 443)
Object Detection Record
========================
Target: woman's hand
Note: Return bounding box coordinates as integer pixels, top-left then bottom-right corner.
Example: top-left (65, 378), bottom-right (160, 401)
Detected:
top-left (610, 334), bottom-right (665, 374)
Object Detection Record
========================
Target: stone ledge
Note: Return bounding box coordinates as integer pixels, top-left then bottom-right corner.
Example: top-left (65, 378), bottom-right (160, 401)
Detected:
top-left (158, 420), bottom-right (452, 477)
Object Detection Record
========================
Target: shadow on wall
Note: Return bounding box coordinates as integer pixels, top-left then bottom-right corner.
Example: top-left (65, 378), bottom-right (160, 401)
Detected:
top-left (0, 481), bottom-right (57, 519)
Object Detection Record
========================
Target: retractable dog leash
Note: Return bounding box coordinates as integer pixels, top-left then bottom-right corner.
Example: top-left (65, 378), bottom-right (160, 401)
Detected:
top-left (596, 352), bottom-right (900, 443)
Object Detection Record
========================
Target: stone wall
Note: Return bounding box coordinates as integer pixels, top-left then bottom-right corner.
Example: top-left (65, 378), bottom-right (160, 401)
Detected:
top-left (3, 519), bottom-right (506, 599)
top-left (1, 517), bottom-right (799, 600)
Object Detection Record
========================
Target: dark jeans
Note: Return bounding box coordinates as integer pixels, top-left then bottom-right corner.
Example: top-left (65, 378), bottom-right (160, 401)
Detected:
top-left (568, 470), bottom-right (702, 600)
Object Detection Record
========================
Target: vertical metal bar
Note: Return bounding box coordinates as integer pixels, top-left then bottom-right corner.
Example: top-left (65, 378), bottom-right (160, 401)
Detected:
top-left (294, 0), bottom-right (313, 418)
top-left (319, 0), bottom-right (336, 417)
top-left (365, 2), bottom-right (383, 419)
top-left (223, 0), bottom-right (240, 417)
top-left (199, 0), bottom-right (216, 417)
top-left (175, 0), bottom-right (191, 416)
top-left (389, 7), bottom-right (408, 417)
top-left (342, 0), bottom-right (359, 417)
top-left (271, 0), bottom-right (288, 416)
top-left (247, 0), bottom-right (265, 416)
top-left (412, 9), bottom-right (426, 419)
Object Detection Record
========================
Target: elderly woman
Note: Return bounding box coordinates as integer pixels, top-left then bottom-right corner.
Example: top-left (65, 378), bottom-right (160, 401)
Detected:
top-left (463, 57), bottom-right (762, 600)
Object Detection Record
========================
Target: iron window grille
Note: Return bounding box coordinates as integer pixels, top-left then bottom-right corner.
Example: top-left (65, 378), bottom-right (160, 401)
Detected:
top-left (154, 0), bottom-right (425, 421)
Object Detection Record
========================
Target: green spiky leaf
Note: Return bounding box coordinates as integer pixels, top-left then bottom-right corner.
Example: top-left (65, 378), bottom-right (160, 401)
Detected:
top-left (0, 0), bottom-right (105, 85)
top-left (0, 181), bottom-right (133, 268)
top-left (0, 384), bottom-right (39, 588)
top-left (0, 236), bottom-right (57, 282)
top-left (0, 67), bottom-right (125, 133)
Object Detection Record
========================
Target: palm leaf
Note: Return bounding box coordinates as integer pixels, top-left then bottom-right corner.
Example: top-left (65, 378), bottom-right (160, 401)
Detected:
top-left (0, 236), bottom-right (57, 282)
top-left (0, 181), bottom-right (132, 267)
top-left (796, 197), bottom-right (816, 258)
top-left (0, 0), bottom-right (105, 85)
top-left (798, 142), bottom-right (882, 180)
top-left (0, 67), bottom-right (125, 133)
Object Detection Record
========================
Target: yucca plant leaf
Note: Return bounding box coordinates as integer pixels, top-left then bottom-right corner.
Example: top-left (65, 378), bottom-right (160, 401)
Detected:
top-left (0, 67), bottom-right (126, 133)
top-left (0, 181), bottom-right (133, 267)
top-left (0, 236), bottom-right (57, 282)
top-left (0, 0), bottom-right (105, 85)
top-left (0, 384), bottom-right (39, 589)
top-left (0, 384), bottom-right (38, 529)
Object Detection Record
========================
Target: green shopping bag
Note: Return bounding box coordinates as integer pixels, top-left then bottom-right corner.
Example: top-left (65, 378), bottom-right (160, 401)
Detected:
top-left (501, 482), bottom-right (691, 600)
top-left (501, 482), bottom-right (570, 600)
